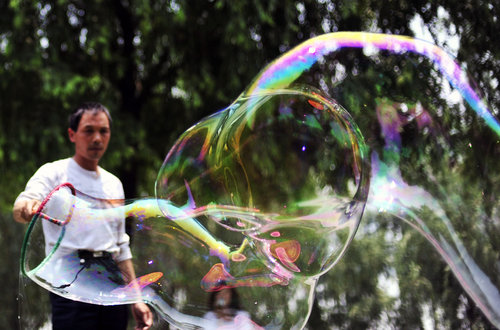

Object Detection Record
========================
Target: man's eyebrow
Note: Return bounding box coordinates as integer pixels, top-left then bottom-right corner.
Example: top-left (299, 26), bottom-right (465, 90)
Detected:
top-left (81, 124), bottom-right (110, 129)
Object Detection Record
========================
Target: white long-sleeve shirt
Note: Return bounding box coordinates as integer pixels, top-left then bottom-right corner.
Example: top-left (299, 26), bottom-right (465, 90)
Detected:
top-left (16, 157), bottom-right (132, 262)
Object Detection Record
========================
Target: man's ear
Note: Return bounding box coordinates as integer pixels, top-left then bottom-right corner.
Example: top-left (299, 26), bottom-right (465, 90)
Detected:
top-left (68, 128), bottom-right (76, 143)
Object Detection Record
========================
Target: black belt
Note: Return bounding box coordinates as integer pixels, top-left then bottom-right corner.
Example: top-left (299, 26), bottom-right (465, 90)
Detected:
top-left (55, 250), bottom-right (118, 289)
top-left (78, 250), bottom-right (112, 260)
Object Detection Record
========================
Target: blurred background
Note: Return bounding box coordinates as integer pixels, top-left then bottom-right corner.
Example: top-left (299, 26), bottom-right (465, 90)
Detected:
top-left (1, 0), bottom-right (499, 329)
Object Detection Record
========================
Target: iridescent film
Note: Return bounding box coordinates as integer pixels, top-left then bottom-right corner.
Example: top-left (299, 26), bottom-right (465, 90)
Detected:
top-left (21, 32), bottom-right (500, 329)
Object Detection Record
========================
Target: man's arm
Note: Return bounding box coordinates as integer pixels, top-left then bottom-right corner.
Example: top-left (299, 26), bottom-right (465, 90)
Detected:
top-left (117, 259), bottom-right (153, 330)
top-left (13, 199), bottom-right (41, 224)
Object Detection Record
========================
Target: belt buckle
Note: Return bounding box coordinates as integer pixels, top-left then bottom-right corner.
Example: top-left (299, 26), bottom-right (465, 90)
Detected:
top-left (93, 251), bottom-right (104, 258)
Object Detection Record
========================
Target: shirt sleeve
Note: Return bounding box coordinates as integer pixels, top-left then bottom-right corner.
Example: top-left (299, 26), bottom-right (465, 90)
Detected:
top-left (15, 163), bottom-right (58, 204)
top-left (115, 231), bottom-right (133, 262)
top-left (113, 180), bottom-right (133, 262)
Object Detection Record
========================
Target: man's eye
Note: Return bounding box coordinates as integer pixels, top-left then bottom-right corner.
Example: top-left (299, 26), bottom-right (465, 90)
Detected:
top-left (100, 129), bottom-right (110, 135)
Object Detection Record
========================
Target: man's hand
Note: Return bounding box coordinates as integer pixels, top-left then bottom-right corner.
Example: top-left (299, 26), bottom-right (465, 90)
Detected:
top-left (13, 199), bottom-right (41, 223)
top-left (132, 302), bottom-right (153, 330)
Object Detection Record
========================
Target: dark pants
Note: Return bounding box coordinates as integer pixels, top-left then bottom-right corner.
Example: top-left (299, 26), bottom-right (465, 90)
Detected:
top-left (49, 250), bottom-right (128, 329)
top-left (50, 293), bottom-right (128, 330)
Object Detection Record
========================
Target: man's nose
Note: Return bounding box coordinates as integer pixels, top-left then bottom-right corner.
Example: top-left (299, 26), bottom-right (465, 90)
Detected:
top-left (92, 132), bottom-right (103, 143)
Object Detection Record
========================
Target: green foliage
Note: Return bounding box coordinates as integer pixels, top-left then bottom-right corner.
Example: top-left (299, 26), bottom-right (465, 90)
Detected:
top-left (1, 0), bottom-right (499, 329)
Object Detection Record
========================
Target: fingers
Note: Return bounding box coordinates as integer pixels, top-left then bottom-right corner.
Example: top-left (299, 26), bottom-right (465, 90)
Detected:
top-left (29, 200), bottom-right (41, 215)
top-left (133, 303), bottom-right (153, 330)
top-left (24, 200), bottom-right (41, 222)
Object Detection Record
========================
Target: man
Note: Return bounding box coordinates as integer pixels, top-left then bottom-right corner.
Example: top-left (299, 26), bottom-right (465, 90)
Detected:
top-left (13, 102), bottom-right (153, 330)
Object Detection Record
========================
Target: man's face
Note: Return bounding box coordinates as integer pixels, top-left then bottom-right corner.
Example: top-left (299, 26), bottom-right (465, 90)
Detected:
top-left (68, 111), bottom-right (111, 167)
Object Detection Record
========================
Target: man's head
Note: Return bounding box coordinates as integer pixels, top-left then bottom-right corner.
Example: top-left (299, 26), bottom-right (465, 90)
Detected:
top-left (68, 102), bottom-right (112, 171)
top-left (68, 102), bottom-right (112, 131)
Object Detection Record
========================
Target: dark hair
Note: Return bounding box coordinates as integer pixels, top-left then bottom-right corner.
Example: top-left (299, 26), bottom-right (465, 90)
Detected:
top-left (68, 102), bottom-right (112, 131)
top-left (208, 287), bottom-right (241, 312)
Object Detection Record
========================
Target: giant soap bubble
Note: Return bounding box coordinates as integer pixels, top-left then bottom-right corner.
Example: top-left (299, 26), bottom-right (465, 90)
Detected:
top-left (21, 32), bottom-right (500, 328)
top-left (23, 87), bottom-right (368, 329)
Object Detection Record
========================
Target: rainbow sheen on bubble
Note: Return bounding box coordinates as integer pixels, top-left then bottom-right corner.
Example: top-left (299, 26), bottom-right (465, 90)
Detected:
top-left (21, 32), bottom-right (500, 329)
top-left (241, 32), bottom-right (500, 327)
top-left (246, 32), bottom-right (500, 136)
top-left (22, 186), bottom-right (323, 328)
top-left (156, 86), bottom-right (368, 277)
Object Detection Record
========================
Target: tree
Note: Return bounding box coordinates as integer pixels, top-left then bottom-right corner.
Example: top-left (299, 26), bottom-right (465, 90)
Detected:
top-left (1, 0), bottom-right (499, 329)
